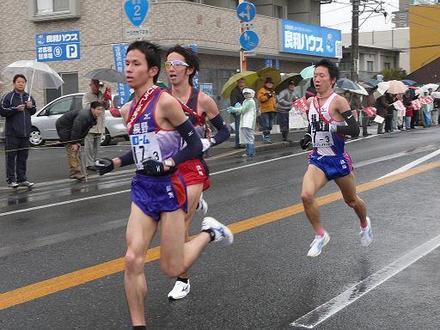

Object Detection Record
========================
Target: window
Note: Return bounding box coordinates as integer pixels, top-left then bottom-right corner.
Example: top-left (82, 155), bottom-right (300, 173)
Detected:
top-left (46, 97), bottom-right (73, 116)
top-left (29, 0), bottom-right (80, 21)
top-left (384, 62), bottom-right (391, 70)
top-left (367, 61), bottom-right (374, 72)
top-left (45, 72), bottom-right (78, 104)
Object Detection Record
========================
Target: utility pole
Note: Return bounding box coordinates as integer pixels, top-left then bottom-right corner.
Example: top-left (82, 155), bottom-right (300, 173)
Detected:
top-left (351, 0), bottom-right (360, 81)
top-left (239, 0), bottom-right (248, 72)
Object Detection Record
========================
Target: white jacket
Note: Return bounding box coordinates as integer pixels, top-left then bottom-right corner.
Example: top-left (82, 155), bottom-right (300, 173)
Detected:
top-left (233, 98), bottom-right (257, 130)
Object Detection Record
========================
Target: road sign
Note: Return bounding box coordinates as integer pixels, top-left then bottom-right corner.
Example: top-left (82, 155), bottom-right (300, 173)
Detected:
top-left (124, 0), bottom-right (149, 27)
top-left (239, 30), bottom-right (259, 51)
top-left (236, 1), bottom-right (256, 22)
top-left (124, 25), bottom-right (150, 40)
top-left (35, 31), bottom-right (80, 62)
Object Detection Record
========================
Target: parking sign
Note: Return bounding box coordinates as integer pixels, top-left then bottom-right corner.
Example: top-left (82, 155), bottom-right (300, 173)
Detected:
top-left (35, 31), bottom-right (80, 62)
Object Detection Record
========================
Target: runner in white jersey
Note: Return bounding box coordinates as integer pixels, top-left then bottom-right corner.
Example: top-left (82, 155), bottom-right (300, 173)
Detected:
top-left (299, 59), bottom-right (373, 257)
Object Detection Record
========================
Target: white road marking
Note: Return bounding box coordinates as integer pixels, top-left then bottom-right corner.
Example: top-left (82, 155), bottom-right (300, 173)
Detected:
top-left (290, 233), bottom-right (440, 329)
top-left (377, 148), bottom-right (440, 180)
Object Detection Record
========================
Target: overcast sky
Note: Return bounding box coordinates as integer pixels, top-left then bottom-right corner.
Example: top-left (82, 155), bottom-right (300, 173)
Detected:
top-left (320, 0), bottom-right (400, 33)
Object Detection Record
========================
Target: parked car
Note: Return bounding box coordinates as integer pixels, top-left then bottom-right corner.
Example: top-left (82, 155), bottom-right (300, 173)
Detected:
top-left (30, 93), bottom-right (127, 147)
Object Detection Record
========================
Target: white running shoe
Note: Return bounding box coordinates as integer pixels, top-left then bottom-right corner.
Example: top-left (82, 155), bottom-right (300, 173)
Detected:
top-left (196, 194), bottom-right (208, 215)
top-left (168, 279), bottom-right (190, 300)
top-left (360, 217), bottom-right (373, 247)
top-left (307, 231), bottom-right (330, 257)
top-left (201, 217), bottom-right (233, 245)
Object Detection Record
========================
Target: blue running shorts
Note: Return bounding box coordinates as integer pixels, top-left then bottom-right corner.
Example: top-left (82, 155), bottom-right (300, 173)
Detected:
top-left (308, 152), bottom-right (353, 181)
top-left (131, 173), bottom-right (188, 221)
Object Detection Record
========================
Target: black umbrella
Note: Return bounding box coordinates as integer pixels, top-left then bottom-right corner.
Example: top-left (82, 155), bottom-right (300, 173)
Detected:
top-left (275, 73), bottom-right (302, 93)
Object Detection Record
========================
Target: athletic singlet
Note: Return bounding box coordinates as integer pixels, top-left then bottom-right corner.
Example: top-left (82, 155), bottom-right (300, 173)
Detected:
top-left (308, 93), bottom-right (346, 156)
top-left (127, 86), bottom-right (181, 170)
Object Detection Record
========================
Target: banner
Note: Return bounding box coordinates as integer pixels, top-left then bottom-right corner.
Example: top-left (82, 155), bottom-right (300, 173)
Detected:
top-left (419, 95), bottom-right (433, 105)
top-left (411, 99), bottom-right (422, 110)
top-left (363, 107), bottom-right (377, 118)
top-left (392, 100), bottom-right (405, 112)
top-left (292, 97), bottom-right (308, 113)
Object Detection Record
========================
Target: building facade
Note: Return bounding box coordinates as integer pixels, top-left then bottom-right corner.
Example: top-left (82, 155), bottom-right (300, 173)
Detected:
top-left (0, 0), bottom-right (341, 109)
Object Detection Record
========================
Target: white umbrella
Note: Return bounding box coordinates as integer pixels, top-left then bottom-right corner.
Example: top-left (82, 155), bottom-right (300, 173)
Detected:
top-left (377, 81), bottom-right (390, 95)
top-left (421, 83), bottom-right (439, 92)
top-left (349, 84), bottom-right (369, 96)
top-left (431, 92), bottom-right (440, 99)
top-left (2, 60), bottom-right (64, 96)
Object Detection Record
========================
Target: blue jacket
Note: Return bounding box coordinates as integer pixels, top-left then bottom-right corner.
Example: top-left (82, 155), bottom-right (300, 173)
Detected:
top-left (0, 90), bottom-right (36, 137)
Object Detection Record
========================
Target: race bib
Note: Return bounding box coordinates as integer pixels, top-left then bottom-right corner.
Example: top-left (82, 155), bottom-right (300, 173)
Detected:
top-left (130, 132), bottom-right (162, 170)
top-left (312, 131), bottom-right (334, 148)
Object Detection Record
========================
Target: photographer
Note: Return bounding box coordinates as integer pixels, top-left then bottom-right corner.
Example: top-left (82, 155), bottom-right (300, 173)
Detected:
top-left (257, 77), bottom-right (277, 143)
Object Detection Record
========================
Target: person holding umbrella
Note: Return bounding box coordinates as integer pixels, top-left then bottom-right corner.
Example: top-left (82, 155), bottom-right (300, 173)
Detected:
top-left (229, 78), bottom-right (246, 148)
top-left (0, 74), bottom-right (36, 188)
top-left (257, 77), bottom-right (277, 143)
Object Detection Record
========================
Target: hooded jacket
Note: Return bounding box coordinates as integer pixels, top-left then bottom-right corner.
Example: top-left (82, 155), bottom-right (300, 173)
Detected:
top-left (56, 108), bottom-right (97, 143)
top-left (0, 91), bottom-right (36, 137)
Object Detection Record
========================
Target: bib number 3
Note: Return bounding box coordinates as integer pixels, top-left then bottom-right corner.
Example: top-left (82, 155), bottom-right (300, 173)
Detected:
top-left (130, 133), bottom-right (162, 170)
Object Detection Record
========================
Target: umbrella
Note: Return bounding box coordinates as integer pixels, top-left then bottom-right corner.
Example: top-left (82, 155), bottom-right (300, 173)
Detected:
top-left (349, 84), bottom-right (369, 96)
top-left (357, 81), bottom-right (376, 90)
top-left (402, 79), bottom-right (417, 86)
top-left (2, 60), bottom-right (63, 95)
top-left (300, 65), bottom-right (315, 79)
top-left (221, 71), bottom-right (259, 98)
top-left (84, 68), bottom-right (126, 83)
top-left (377, 81), bottom-right (390, 95)
top-left (386, 80), bottom-right (408, 94)
top-left (274, 73), bottom-right (302, 93)
top-left (255, 67), bottom-right (281, 90)
top-left (431, 92), bottom-right (440, 99)
top-left (336, 78), bottom-right (360, 91)
top-left (421, 83), bottom-right (439, 92)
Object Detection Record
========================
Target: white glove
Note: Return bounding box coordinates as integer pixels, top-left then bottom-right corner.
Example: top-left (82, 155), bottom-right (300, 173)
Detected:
top-left (329, 123), bottom-right (338, 133)
top-left (201, 138), bottom-right (212, 152)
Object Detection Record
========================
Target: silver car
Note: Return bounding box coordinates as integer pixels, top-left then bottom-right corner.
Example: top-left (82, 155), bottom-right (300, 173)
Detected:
top-left (30, 93), bottom-right (127, 146)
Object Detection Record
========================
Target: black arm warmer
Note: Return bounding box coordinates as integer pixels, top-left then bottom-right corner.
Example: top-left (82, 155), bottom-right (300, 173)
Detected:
top-left (119, 150), bottom-right (134, 167)
top-left (210, 113), bottom-right (230, 145)
top-left (172, 119), bottom-right (203, 166)
top-left (336, 110), bottom-right (360, 137)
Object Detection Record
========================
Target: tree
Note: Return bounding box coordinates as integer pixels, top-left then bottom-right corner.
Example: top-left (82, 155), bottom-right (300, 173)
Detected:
top-left (381, 68), bottom-right (407, 81)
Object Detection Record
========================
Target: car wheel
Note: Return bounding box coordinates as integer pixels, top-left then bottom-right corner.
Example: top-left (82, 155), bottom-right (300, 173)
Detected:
top-left (100, 128), bottom-right (111, 146)
top-left (29, 127), bottom-right (45, 146)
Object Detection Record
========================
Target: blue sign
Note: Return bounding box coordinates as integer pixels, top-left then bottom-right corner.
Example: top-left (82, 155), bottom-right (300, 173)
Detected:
top-left (240, 30), bottom-right (259, 51)
top-left (35, 31), bottom-right (80, 62)
top-left (236, 1), bottom-right (256, 22)
top-left (264, 59), bottom-right (273, 68)
top-left (112, 44), bottom-right (131, 105)
top-left (124, 0), bottom-right (149, 27)
top-left (281, 20), bottom-right (342, 58)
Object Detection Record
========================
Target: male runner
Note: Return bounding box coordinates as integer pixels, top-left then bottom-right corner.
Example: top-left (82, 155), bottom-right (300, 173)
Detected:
top-left (164, 45), bottom-right (230, 300)
top-left (299, 59), bottom-right (372, 257)
top-left (94, 41), bottom-right (233, 329)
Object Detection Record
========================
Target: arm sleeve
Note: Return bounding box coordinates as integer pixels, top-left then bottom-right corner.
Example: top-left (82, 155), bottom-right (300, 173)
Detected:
top-left (210, 113), bottom-right (230, 145)
top-left (336, 110), bottom-right (360, 137)
top-left (257, 89), bottom-right (269, 103)
top-left (171, 119), bottom-right (203, 166)
top-left (119, 150), bottom-right (134, 167)
top-left (277, 91), bottom-right (291, 108)
top-left (0, 93), bottom-right (18, 117)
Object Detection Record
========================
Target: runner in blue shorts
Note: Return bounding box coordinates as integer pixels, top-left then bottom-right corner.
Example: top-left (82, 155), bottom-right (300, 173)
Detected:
top-left (299, 59), bottom-right (373, 258)
top-left (94, 41), bottom-right (233, 329)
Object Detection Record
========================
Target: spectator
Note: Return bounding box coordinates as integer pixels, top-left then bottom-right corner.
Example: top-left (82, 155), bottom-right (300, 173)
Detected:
top-left (428, 88), bottom-right (438, 126)
top-left (361, 91), bottom-right (375, 137)
top-left (421, 91), bottom-right (433, 128)
top-left (82, 79), bottom-right (110, 171)
top-left (385, 93), bottom-right (396, 133)
top-left (403, 90), bottom-right (413, 130)
top-left (434, 96), bottom-right (440, 126)
top-left (229, 78), bottom-right (246, 148)
top-left (56, 101), bottom-right (105, 180)
top-left (0, 74), bottom-right (36, 188)
top-left (228, 88), bottom-right (257, 159)
top-left (257, 77), bottom-right (277, 143)
top-left (305, 79), bottom-right (316, 99)
top-left (375, 94), bottom-right (388, 134)
top-left (277, 80), bottom-right (298, 142)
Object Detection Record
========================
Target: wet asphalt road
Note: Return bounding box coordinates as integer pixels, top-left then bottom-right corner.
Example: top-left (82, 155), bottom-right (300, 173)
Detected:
top-left (1, 127), bottom-right (440, 329)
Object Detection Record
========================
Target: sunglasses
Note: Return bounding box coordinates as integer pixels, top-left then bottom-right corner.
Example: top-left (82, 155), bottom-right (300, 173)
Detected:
top-left (164, 60), bottom-right (189, 69)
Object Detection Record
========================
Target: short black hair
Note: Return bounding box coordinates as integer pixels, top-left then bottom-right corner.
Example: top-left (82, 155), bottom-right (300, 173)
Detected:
top-left (13, 74), bottom-right (27, 83)
top-left (126, 41), bottom-right (161, 83)
top-left (166, 45), bottom-right (200, 86)
top-left (314, 59), bottom-right (339, 82)
top-left (90, 101), bottom-right (104, 109)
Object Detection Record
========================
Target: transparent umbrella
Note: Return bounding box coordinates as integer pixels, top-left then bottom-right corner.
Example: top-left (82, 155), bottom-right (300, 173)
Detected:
top-left (84, 68), bottom-right (126, 83)
top-left (2, 60), bottom-right (63, 97)
top-left (300, 65), bottom-right (315, 79)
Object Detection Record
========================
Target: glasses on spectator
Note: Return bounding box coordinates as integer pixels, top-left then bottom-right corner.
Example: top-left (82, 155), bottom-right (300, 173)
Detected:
top-left (164, 60), bottom-right (189, 70)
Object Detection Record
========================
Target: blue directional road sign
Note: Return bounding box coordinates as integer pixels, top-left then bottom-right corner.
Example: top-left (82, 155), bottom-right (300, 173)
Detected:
top-left (236, 1), bottom-right (256, 22)
top-left (239, 30), bottom-right (259, 51)
top-left (124, 0), bottom-right (149, 27)
top-left (112, 44), bottom-right (131, 105)
top-left (35, 31), bottom-right (80, 62)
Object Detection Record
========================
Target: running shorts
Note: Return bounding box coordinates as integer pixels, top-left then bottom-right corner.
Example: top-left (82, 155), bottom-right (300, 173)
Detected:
top-left (131, 172), bottom-right (187, 221)
top-left (308, 152), bottom-right (353, 181)
top-left (177, 158), bottom-right (210, 191)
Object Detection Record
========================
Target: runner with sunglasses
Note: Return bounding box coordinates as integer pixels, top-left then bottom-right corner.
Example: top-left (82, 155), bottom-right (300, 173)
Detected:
top-left (298, 59), bottom-right (372, 257)
top-left (94, 41), bottom-right (233, 329)
top-left (164, 45), bottom-right (230, 300)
